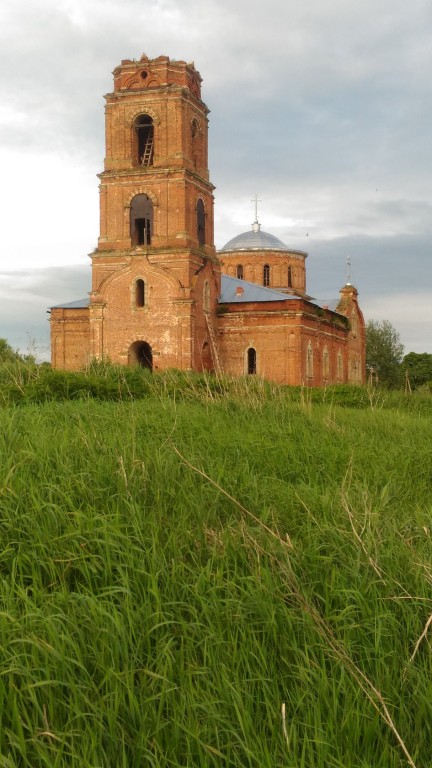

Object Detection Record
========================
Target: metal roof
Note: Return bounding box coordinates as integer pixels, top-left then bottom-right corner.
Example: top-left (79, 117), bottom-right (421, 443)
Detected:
top-left (219, 227), bottom-right (291, 253)
top-left (51, 298), bottom-right (90, 309)
top-left (219, 275), bottom-right (297, 304)
top-left (51, 280), bottom-right (297, 310)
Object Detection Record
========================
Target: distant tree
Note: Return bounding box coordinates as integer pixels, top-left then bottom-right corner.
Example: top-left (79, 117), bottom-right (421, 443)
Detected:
top-left (365, 320), bottom-right (404, 388)
top-left (403, 352), bottom-right (432, 389)
top-left (0, 338), bottom-right (35, 364)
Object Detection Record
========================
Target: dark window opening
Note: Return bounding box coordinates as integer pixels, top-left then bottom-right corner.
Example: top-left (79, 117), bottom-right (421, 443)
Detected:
top-left (288, 265), bottom-right (293, 288)
top-left (263, 264), bottom-right (270, 287)
top-left (135, 279), bottom-right (145, 307)
top-left (236, 264), bottom-right (244, 279)
top-left (247, 347), bottom-right (257, 375)
top-left (130, 194), bottom-right (153, 246)
top-left (197, 198), bottom-right (205, 246)
top-left (129, 341), bottom-right (153, 370)
top-left (135, 114), bottom-right (154, 166)
top-left (136, 218), bottom-right (151, 245)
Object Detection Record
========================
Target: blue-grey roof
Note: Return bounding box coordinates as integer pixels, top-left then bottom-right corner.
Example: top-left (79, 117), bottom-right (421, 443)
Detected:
top-left (51, 298), bottom-right (90, 309)
top-left (220, 227), bottom-right (291, 253)
top-left (219, 275), bottom-right (297, 304)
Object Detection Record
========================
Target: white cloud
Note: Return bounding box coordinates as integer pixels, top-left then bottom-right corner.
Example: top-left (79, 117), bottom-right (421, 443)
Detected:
top-left (0, 0), bottom-right (431, 356)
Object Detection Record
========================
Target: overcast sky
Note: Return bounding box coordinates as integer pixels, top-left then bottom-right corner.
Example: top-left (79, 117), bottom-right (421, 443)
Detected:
top-left (1, 0), bottom-right (431, 359)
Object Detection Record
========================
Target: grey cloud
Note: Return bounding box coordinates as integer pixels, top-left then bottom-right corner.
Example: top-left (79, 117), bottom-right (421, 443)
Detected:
top-left (0, 0), bottom-right (431, 355)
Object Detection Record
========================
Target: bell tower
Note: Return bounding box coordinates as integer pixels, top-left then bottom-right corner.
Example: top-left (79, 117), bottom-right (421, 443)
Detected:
top-left (89, 54), bottom-right (220, 371)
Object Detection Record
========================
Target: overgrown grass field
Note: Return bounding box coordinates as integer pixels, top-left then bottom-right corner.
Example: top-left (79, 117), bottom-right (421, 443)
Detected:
top-left (1, 367), bottom-right (431, 766)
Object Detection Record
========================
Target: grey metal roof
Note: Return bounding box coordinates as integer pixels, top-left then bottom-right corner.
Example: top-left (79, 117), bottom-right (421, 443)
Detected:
top-left (219, 275), bottom-right (297, 304)
top-left (219, 227), bottom-right (291, 253)
top-left (51, 298), bottom-right (90, 309)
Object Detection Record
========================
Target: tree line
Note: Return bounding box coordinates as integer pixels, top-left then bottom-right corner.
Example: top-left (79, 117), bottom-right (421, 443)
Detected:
top-left (366, 320), bottom-right (432, 390)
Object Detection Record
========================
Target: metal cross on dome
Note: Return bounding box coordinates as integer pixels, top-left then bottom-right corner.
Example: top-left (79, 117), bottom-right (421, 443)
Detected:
top-left (251, 194), bottom-right (262, 224)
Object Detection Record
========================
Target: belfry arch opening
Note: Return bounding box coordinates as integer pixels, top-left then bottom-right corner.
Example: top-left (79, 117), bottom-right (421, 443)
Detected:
top-left (130, 194), bottom-right (153, 246)
top-left (128, 341), bottom-right (153, 370)
top-left (134, 114), bottom-right (154, 166)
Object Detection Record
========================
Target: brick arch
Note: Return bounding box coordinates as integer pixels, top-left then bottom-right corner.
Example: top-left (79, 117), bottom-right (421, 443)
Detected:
top-left (125, 188), bottom-right (159, 208)
top-left (129, 106), bottom-right (160, 125)
top-left (95, 259), bottom-right (184, 298)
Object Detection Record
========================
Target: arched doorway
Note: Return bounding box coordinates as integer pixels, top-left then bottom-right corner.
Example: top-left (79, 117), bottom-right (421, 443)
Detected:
top-left (128, 341), bottom-right (153, 370)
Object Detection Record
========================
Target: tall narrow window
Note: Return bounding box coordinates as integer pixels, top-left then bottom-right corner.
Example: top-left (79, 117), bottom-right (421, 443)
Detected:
top-left (135, 279), bottom-right (145, 307)
top-left (337, 350), bottom-right (343, 381)
top-left (263, 264), bottom-right (270, 287)
top-left (351, 309), bottom-right (358, 338)
top-left (288, 265), bottom-right (293, 288)
top-left (247, 347), bottom-right (257, 375)
top-left (197, 199), bottom-right (205, 246)
top-left (236, 264), bottom-right (244, 279)
top-left (130, 194), bottom-right (153, 246)
top-left (307, 341), bottom-right (313, 379)
top-left (135, 114), bottom-right (154, 166)
top-left (323, 347), bottom-right (329, 379)
top-left (191, 118), bottom-right (204, 169)
top-left (350, 356), bottom-right (358, 383)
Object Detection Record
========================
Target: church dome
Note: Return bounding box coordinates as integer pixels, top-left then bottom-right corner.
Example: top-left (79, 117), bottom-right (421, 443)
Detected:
top-left (219, 221), bottom-right (290, 253)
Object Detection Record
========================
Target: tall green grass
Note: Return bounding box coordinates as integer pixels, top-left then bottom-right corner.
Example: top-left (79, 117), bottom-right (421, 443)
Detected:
top-left (0, 377), bottom-right (431, 765)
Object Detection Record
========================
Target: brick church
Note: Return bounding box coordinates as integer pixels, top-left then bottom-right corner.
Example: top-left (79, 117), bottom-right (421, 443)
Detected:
top-left (50, 54), bottom-right (365, 386)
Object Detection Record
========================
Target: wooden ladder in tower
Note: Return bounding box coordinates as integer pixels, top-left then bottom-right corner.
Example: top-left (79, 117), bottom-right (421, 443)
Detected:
top-left (205, 313), bottom-right (223, 375)
top-left (141, 135), bottom-right (154, 165)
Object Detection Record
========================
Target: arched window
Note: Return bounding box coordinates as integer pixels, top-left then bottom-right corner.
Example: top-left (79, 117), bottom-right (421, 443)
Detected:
top-left (288, 265), bottom-right (293, 288)
top-left (135, 114), bottom-right (154, 166)
top-left (197, 199), bottom-right (205, 246)
top-left (306, 341), bottom-right (313, 379)
top-left (323, 346), bottom-right (329, 379)
top-left (130, 194), bottom-right (153, 246)
top-left (263, 264), bottom-right (270, 287)
top-left (350, 356), bottom-right (359, 383)
top-left (236, 264), bottom-right (244, 279)
top-left (135, 279), bottom-right (145, 307)
top-left (247, 347), bottom-right (257, 375)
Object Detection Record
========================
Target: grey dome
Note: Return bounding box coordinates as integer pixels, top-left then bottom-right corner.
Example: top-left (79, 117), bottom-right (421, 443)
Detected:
top-left (219, 222), bottom-right (290, 253)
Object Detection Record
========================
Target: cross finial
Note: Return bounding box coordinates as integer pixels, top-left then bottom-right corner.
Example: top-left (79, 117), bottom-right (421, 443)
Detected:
top-left (346, 255), bottom-right (351, 285)
top-left (251, 194), bottom-right (261, 224)
top-left (251, 195), bottom-right (262, 233)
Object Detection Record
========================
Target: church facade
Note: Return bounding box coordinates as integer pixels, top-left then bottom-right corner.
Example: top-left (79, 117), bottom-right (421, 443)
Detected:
top-left (50, 54), bottom-right (365, 386)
